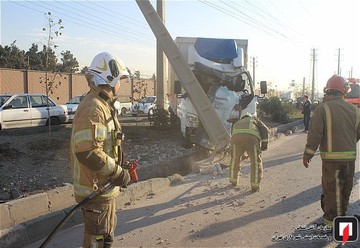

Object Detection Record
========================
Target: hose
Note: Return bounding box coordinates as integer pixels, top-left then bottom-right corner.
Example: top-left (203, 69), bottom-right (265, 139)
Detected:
top-left (39, 181), bottom-right (113, 248)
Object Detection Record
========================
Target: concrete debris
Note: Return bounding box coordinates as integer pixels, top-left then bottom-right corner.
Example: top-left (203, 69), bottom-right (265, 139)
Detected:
top-left (168, 174), bottom-right (184, 185)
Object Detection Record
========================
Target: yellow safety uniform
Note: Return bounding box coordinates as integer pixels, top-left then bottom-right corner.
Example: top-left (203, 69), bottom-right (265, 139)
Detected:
top-left (230, 115), bottom-right (269, 191)
top-left (70, 85), bottom-right (124, 248)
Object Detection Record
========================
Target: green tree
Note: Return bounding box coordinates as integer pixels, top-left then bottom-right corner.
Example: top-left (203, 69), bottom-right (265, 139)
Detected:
top-left (58, 50), bottom-right (79, 73)
top-left (134, 70), bottom-right (141, 78)
top-left (25, 43), bottom-right (44, 70)
top-left (80, 66), bottom-right (89, 74)
top-left (258, 97), bottom-right (291, 124)
top-left (40, 45), bottom-right (58, 72)
top-left (0, 40), bottom-right (26, 69)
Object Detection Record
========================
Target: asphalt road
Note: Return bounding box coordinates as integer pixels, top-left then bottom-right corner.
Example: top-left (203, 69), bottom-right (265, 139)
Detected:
top-left (27, 131), bottom-right (360, 248)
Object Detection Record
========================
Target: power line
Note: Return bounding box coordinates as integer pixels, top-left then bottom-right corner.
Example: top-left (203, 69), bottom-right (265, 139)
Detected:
top-left (199, 0), bottom-right (303, 47)
top-left (84, 0), bottom-right (149, 30)
top-left (28, 0), bottom-right (153, 46)
top-left (52, 0), bottom-right (154, 41)
top-left (244, 0), bottom-right (305, 39)
top-left (220, 1), bottom-right (288, 39)
top-left (10, 1), bottom-right (153, 47)
top-left (198, 0), bottom-right (278, 38)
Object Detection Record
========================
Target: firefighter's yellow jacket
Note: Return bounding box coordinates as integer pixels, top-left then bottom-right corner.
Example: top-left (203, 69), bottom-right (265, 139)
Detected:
top-left (70, 87), bottom-right (123, 202)
top-left (232, 115), bottom-right (269, 148)
top-left (304, 95), bottom-right (360, 161)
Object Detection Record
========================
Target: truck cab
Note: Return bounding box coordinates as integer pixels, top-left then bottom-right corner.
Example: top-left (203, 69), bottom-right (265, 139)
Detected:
top-left (345, 78), bottom-right (360, 108)
top-left (169, 37), bottom-right (258, 149)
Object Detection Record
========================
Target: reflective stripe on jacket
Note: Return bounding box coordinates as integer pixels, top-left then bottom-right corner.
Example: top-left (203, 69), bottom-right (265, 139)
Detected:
top-left (231, 115), bottom-right (269, 146)
top-left (304, 95), bottom-right (360, 161)
top-left (70, 87), bottom-right (122, 200)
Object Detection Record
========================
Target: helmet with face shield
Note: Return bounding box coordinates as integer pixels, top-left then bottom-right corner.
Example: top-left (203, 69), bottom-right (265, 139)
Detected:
top-left (85, 52), bottom-right (129, 88)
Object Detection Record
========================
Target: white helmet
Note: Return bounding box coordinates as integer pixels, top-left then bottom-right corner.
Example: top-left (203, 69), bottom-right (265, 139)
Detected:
top-left (86, 52), bottom-right (129, 88)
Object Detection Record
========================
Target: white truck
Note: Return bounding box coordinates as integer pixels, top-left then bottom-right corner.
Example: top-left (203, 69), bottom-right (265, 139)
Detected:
top-left (167, 37), bottom-right (266, 149)
top-left (136, 1), bottom-right (266, 151)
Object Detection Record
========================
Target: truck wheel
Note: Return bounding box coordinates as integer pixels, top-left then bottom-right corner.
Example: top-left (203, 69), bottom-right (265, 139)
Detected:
top-left (121, 107), bottom-right (127, 116)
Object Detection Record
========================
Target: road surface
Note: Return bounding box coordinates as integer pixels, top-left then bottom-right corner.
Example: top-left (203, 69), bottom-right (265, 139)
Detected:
top-left (27, 131), bottom-right (360, 248)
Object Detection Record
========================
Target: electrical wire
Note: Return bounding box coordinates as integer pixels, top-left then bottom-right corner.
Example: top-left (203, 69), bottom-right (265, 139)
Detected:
top-left (84, 0), bottom-right (149, 30)
top-left (199, 0), bottom-right (304, 47)
top-left (219, 0), bottom-right (288, 39)
top-left (53, 0), bottom-right (154, 40)
top-left (244, 0), bottom-right (305, 39)
top-left (9, 0), bottom-right (153, 47)
top-left (198, 0), bottom-right (278, 38)
top-left (29, 0), bottom-right (153, 46)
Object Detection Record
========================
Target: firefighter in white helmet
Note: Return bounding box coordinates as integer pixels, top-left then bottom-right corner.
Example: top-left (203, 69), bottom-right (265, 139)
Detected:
top-left (303, 74), bottom-right (360, 228)
top-left (70, 52), bottom-right (130, 247)
top-left (229, 111), bottom-right (269, 192)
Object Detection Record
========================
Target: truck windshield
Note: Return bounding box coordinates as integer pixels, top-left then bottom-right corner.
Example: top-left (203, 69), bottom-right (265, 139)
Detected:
top-left (346, 84), bottom-right (359, 98)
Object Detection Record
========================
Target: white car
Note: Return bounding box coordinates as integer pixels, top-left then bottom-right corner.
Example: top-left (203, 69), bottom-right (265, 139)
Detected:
top-left (65, 95), bottom-right (82, 122)
top-left (0, 93), bottom-right (67, 130)
top-left (66, 95), bottom-right (131, 121)
top-left (130, 96), bottom-right (157, 116)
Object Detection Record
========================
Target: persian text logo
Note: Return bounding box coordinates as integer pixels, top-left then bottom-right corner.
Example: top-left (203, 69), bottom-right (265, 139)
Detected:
top-left (333, 216), bottom-right (358, 245)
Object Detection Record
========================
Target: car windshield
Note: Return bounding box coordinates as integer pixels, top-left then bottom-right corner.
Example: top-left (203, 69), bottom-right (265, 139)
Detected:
top-left (66, 96), bottom-right (81, 104)
top-left (0, 95), bottom-right (11, 107)
top-left (140, 97), bottom-right (156, 104)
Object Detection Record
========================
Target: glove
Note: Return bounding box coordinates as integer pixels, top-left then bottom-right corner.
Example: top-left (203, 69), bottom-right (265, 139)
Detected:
top-left (303, 153), bottom-right (312, 168)
top-left (112, 169), bottom-right (131, 188)
top-left (261, 141), bottom-right (268, 151)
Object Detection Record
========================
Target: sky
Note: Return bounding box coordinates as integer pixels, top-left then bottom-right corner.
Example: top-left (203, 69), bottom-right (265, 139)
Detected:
top-left (1, 0), bottom-right (360, 93)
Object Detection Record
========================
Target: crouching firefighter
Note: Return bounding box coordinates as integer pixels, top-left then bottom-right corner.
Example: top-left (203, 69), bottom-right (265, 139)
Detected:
top-left (70, 52), bottom-right (131, 248)
top-left (229, 112), bottom-right (269, 192)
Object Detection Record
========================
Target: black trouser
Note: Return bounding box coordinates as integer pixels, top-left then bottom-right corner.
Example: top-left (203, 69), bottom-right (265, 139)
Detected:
top-left (303, 114), bottom-right (310, 131)
top-left (321, 161), bottom-right (355, 222)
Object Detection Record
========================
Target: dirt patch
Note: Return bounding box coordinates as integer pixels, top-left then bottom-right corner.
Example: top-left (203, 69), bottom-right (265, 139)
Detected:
top-left (0, 118), bottom-right (187, 201)
top-left (0, 116), bottom-right (280, 202)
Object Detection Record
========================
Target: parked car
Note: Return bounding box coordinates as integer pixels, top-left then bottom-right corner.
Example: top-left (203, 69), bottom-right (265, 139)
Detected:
top-left (65, 95), bottom-right (82, 122)
top-left (66, 95), bottom-right (130, 121)
top-left (130, 96), bottom-right (157, 116)
top-left (0, 93), bottom-right (67, 130)
top-left (118, 101), bottom-right (132, 116)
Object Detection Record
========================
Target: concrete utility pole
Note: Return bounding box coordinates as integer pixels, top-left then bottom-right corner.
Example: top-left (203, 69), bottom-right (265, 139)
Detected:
top-left (156, 0), bottom-right (165, 108)
top-left (252, 57), bottom-right (256, 85)
top-left (311, 49), bottom-right (316, 102)
top-left (302, 77), bottom-right (305, 96)
top-left (337, 48), bottom-right (341, 75)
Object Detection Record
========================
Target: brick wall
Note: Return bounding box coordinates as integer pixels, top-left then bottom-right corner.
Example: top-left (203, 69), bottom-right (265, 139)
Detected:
top-left (0, 68), bottom-right (155, 104)
top-left (0, 69), bottom-right (25, 94)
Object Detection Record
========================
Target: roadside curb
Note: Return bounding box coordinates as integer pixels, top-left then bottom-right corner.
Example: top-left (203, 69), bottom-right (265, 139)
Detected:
top-left (0, 120), bottom-right (302, 248)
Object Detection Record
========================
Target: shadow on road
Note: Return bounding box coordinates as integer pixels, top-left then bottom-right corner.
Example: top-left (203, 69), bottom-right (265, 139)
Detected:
top-left (115, 177), bottom-right (251, 236)
top-left (263, 152), bottom-right (320, 169)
